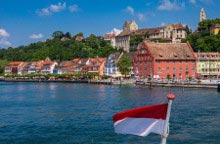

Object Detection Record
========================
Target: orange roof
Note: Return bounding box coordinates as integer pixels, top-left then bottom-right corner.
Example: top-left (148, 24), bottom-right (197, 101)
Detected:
top-left (141, 41), bottom-right (195, 60)
top-left (172, 24), bottom-right (186, 30)
top-left (89, 58), bottom-right (106, 63)
top-left (104, 33), bottom-right (116, 39)
top-left (72, 58), bottom-right (80, 63)
top-left (7, 61), bottom-right (24, 67)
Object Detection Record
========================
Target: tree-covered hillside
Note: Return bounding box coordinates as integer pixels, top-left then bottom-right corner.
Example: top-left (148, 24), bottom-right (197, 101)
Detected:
top-left (182, 18), bottom-right (220, 52)
top-left (0, 32), bottom-right (116, 62)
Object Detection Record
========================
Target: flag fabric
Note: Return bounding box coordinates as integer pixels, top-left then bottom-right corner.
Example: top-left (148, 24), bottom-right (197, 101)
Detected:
top-left (113, 103), bottom-right (168, 137)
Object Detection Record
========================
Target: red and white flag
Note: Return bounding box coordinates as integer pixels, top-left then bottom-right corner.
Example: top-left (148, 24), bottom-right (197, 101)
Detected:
top-left (113, 103), bottom-right (168, 137)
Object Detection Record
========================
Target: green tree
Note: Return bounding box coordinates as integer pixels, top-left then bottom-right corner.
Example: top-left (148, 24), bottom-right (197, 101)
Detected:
top-left (87, 34), bottom-right (99, 49)
top-left (0, 59), bottom-right (9, 74)
top-left (52, 31), bottom-right (64, 39)
top-left (65, 32), bottom-right (71, 39)
top-left (117, 55), bottom-right (132, 77)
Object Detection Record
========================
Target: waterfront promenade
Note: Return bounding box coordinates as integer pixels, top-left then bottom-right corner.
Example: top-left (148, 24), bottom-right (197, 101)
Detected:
top-left (0, 77), bottom-right (219, 89)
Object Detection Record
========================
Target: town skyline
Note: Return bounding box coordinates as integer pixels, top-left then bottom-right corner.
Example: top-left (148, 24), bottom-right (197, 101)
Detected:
top-left (0, 0), bottom-right (219, 48)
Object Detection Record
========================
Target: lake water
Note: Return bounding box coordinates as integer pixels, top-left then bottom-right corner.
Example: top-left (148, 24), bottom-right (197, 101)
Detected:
top-left (0, 82), bottom-right (220, 144)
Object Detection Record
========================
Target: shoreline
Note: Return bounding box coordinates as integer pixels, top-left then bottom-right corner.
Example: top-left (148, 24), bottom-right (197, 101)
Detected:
top-left (0, 78), bottom-right (219, 89)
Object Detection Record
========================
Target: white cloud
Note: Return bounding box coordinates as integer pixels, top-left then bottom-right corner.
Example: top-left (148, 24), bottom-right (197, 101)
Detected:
top-left (69, 5), bottom-right (79, 12)
top-left (0, 39), bottom-right (12, 46)
top-left (158, 0), bottom-right (185, 11)
top-left (125, 6), bottom-right (134, 15)
top-left (0, 29), bottom-right (11, 47)
top-left (137, 13), bottom-right (145, 21)
top-left (29, 34), bottom-right (44, 39)
top-left (0, 29), bottom-right (10, 37)
top-left (107, 28), bottom-right (122, 36)
top-left (36, 2), bottom-right (66, 16)
top-left (50, 2), bottom-right (66, 12)
top-left (36, 8), bottom-right (51, 16)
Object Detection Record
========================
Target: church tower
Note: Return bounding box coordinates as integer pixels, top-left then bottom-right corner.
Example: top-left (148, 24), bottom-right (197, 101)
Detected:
top-left (200, 8), bottom-right (206, 22)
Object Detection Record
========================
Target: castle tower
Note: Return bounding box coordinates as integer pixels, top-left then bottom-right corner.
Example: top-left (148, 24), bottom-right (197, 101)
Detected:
top-left (123, 20), bottom-right (138, 31)
top-left (200, 8), bottom-right (206, 22)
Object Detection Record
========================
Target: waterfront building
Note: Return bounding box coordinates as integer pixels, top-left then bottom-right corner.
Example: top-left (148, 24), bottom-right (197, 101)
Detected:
top-left (28, 60), bottom-right (44, 74)
top-left (104, 52), bottom-right (123, 77)
top-left (87, 58), bottom-right (106, 76)
top-left (195, 52), bottom-right (220, 79)
top-left (72, 58), bottom-right (90, 73)
top-left (53, 61), bottom-right (75, 74)
top-left (4, 61), bottom-right (26, 75)
top-left (21, 62), bottom-right (31, 75)
top-left (41, 59), bottom-right (58, 74)
top-left (133, 42), bottom-right (196, 80)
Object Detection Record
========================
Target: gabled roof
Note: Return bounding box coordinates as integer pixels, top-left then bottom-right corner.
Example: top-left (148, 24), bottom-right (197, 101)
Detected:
top-left (172, 24), bottom-right (186, 30)
top-left (6, 61), bottom-right (24, 67)
top-left (117, 30), bottom-right (131, 37)
top-left (72, 58), bottom-right (81, 64)
top-left (142, 42), bottom-right (195, 60)
top-left (104, 33), bottom-right (116, 39)
top-left (60, 61), bottom-right (74, 66)
top-left (89, 58), bottom-right (106, 65)
top-left (72, 58), bottom-right (89, 65)
top-left (108, 52), bottom-right (122, 61)
top-left (134, 27), bottom-right (164, 35)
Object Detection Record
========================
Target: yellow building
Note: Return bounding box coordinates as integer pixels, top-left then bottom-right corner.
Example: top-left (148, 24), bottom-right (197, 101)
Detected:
top-left (210, 23), bottom-right (220, 35)
top-left (195, 52), bottom-right (220, 79)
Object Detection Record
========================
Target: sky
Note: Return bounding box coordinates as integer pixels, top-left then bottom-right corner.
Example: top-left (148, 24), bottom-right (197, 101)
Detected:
top-left (0, 0), bottom-right (219, 48)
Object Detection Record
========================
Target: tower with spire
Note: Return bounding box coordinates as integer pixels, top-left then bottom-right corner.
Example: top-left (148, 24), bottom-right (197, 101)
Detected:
top-left (200, 8), bottom-right (206, 22)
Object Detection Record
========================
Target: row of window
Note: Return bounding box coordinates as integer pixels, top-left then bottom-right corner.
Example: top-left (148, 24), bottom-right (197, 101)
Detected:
top-left (158, 67), bottom-right (195, 71)
top-left (157, 60), bottom-right (195, 64)
top-left (136, 67), bottom-right (195, 72)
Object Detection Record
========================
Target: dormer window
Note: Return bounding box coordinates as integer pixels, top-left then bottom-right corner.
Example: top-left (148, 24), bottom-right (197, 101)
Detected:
top-left (186, 53), bottom-right (190, 57)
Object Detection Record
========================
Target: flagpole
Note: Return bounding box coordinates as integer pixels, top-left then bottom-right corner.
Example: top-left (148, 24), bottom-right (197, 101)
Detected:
top-left (161, 93), bottom-right (175, 144)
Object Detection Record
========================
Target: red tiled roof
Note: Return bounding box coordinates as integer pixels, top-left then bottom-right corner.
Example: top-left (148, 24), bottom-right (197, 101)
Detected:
top-left (104, 33), bottom-right (116, 39)
top-left (117, 27), bottom-right (164, 37)
top-left (142, 41), bottom-right (196, 60)
top-left (172, 24), bottom-right (186, 30)
top-left (7, 61), bottom-right (24, 67)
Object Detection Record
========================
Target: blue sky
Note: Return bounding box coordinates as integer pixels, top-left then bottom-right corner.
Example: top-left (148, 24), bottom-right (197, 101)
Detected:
top-left (0, 0), bottom-right (219, 48)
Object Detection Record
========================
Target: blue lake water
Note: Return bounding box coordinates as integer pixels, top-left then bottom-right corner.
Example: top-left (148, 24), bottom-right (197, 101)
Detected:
top-left (0, 82), bottom-right (220, 144)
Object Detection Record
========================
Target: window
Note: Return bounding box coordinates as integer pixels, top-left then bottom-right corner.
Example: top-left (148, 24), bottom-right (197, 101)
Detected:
top-left (158, 67), bottom-right (161, 72)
